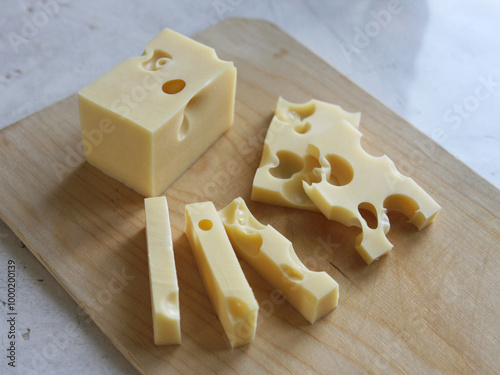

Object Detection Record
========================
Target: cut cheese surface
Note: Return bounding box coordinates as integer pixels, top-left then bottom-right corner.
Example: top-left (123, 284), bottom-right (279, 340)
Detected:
top-left (79, 29), bottom-right (236, 196)
top-left (219, 197), bottom-right (339, 324)
top-left (252, 97), bottom-right (360, 210)
top-left (185, 202), bottom-right (258, 348)
top-left (303, 120), bottom-right (441, 264)
top-left (144, 196), bottom-right (180, 345)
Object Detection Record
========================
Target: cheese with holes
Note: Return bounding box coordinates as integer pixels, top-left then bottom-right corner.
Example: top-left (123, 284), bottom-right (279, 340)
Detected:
top-left (219, 197), bottom-right (339, 324)
top-left (303, 120), bottom-right (441, 264)
top-left (144, 196), bottom-right (180, 345)
top-left (78, 29), bottom-right (236, 196)
top-left (252, 97), bottom-right (360, 210)
top-left (185, 202), bottom-right (258, 348)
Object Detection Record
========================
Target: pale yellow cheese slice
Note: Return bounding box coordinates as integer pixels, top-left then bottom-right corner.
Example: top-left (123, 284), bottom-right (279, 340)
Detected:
top-left (303, 120), bottom-right (441, 264)
top-left (144, 196), bottom-right (181, 345)
top-left (218, 197), bottom-right (339, 324)
top-left (252, 97), bottom-right (360, 210)
top-left (185, 202), bottom-right (258, 348)
top-left (79, 29), bottom-right (236, 196)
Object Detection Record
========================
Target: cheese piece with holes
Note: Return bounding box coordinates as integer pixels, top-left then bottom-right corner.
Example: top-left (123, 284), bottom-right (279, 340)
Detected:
top-left (78, 29), bottom-right (236, 196)
top-left (144, 196), bottom-right (180, 345)
top-left (252, 97), bottom-right (360, 210)
top-left (219, 197), bottom-right (339, 324)
top-left (303, 120), bottom-right (441, 264)
top-left (185, 202), bottom-right (258, 348)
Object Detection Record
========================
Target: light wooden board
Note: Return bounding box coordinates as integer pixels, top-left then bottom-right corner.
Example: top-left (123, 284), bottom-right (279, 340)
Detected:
top-left (1, 18), bottom-right (499, 374)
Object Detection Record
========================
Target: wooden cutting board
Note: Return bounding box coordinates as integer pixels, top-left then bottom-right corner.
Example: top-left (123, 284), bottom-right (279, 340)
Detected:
top-left (1, 18), bottom-right (499, 374)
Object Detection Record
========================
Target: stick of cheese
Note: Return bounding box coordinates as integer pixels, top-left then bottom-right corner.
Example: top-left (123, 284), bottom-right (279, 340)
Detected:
top-left (219, 197), bottom-right (339, 324)
top-left (185, 202), bottom-right (259, 348)
top-left (144, 196), bottom-right (181, 345)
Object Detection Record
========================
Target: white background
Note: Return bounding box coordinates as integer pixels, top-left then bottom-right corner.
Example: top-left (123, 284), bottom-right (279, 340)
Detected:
top-left (1, 0), bottom-right (499, 374)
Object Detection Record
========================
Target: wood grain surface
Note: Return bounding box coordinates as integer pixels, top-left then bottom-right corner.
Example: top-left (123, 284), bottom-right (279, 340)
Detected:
top-left (0, 18), bottom-right (499, 374)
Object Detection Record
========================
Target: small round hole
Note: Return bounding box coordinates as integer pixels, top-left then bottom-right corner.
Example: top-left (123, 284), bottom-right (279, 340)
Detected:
top-left (198, 219), bottom-right (213, 231)
top-left (162, 79), bottom-right (186, 94)
top-left (294, 122), bottom-right (311, 134)
top-left (227, 297), bottom-right (249, 320)
top-left (141, 49), bottom-right (172, 71)
top-left (155, 57), bottom-right (171, 69)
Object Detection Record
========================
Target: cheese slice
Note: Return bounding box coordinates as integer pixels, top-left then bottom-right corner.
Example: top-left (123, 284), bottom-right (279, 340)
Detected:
top-left (79, 29), bottom-right (236, 196)
top-left (185, 202), bottom-right (258, 348)
top-left (218, 197), bottom-right (339, 324)
top-left (252, 97), bottom-right (360, 210)
top-left (144, 196), bottom-right (181, 345)
top-left (303, 121), bottom-right (441, 264)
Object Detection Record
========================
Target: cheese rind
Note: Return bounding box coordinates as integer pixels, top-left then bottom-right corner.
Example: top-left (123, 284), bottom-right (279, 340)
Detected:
top-left (144, 196), bottom-right (181, 345)
top-left (218, 197), bottom-right (339, 324)
top-left (185, 202), bottom-right (258, 348)
top-left (79, 29), bottom-right (236, 196)
top-left (252, 97), bottom-right (360, 210)
top-left (303, 120), bottom-right (441, 264)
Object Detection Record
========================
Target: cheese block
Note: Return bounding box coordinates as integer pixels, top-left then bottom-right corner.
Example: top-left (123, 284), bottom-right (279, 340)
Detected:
top-left (144, 196), bottom-right (180, 345)
top-left (303, 121), bottom-right (441, 264)
top-left (219, 197), bottom-right (339, 324)
top-left (185, 202), bottom-right (258, 348)
top-left (78, 29), bottom-right (236, 197)
top-left (252, 97), bottom-right (360, 210)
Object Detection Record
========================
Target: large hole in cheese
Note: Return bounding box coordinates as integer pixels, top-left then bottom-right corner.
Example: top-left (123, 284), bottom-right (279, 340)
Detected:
top-left (326, 154), bottom-right (354, 186)
top-left (282, 154), bottom-right (321, 205)
top-left (384, 194), bottom-right (420, 219)
top-left (269, 150), bottom-right (304, 179)
top-left (358, 202), bottom-right (378, 229)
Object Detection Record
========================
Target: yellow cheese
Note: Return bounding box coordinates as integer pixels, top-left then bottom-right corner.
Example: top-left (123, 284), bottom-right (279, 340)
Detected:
top-left (79, 29), bottom-right (236, 197)
top-left (185, 202), bottom-right (258, 348)
top-left (303, 120), bottom-right (441, 264)
top-left (144, 196), bottom-right (180, 345)
top-left (219, 197), bottom-right (339, 324)
top-left (252, 97), bottom-right (360, 210)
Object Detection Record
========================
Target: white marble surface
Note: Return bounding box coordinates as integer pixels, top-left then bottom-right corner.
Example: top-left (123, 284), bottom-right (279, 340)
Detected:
top-left (0, 0), bottom-right (498, 374)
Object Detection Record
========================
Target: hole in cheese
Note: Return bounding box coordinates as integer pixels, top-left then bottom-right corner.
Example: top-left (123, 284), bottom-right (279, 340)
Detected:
top-left (294, 122), bottom-right (311, 134)
top-left (358, 202), bottom-right (378, 229)
top-left (198, 219), bottom-right (213, 231)
top-left (280, 264), bottom-right (304, 281)
top-left (384, 194), bottom-right (420, 218)
top-left (235, 231), bottom-right (263, 257)
top-left (278, 102), bottom-right (316, 122)
top-left (326, 154), bottom-right (354, 186)
top-left (269, 150), bottom-right (304, 179)
top-left (156, 57), bottom-right (170, 67)
top-left (282, 154), bottom-right (321, 204)
top-left (162, 79), bottom-right (186, 94)
top-left (227, 297), bottom-right (250, 320)
top-left (178, 114), bottom-right (189, 141)
top-left (142, 49), bottom-right (172, 71)
top-left (161, 292), bottom-right (180, 319)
